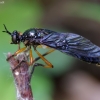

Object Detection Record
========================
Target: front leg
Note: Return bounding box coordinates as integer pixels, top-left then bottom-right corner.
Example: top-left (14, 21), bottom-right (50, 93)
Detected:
top-left (14, 47), bottom-right (27, 56)
top-left (6, 47), bottom-right (27, 61)
top-left (9, 46), bottom-right (33, 71)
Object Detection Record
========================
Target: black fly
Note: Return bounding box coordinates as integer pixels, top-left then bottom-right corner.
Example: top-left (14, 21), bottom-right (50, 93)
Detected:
top-left (2, 24), bottom-right (100, 67)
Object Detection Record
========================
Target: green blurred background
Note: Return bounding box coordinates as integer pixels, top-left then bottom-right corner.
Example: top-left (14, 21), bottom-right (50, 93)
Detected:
top-left (1, 0), bottom-right (100, 100)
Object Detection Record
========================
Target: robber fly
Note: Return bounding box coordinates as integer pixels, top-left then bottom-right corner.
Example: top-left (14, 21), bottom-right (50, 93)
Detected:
top-left (2, 24), bottom-right (100, 68)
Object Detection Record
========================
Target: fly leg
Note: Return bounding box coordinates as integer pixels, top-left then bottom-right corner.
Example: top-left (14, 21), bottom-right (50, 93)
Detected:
top-left (33, 46), bottom-right (54, 68)
top-left (35, 50), bottom-right (53, 68)
top-left (12, 48), bottom-right (35, 71)
top-left (33, 49), bottom-right (55, 62)
top-left (29, 63), bottom-right (45, 81)
top-left (28, 49), bottom-right (34, 66)
top-left (7, 47), bottom-right (27, 61)
top-left (7, 46), bottom-right (34, 71)
top-left (29, 49), bottom-right (55, 80)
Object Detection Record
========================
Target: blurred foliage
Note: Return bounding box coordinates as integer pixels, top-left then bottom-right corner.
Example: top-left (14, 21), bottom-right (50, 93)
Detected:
top-left (0, 0), bottom-right (100, 100)
top-left (0, 1), bottom-right (72, 100)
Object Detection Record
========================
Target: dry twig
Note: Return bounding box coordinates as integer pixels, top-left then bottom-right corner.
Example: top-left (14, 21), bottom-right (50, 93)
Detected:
top-left (7, 53), bottom-right (33, 100)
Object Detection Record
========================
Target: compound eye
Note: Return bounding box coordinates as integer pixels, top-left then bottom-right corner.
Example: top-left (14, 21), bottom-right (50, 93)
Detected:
top-left (12, 35), bottom-right (17, 43)
top-left (11, 31), bottom-right (20, 44)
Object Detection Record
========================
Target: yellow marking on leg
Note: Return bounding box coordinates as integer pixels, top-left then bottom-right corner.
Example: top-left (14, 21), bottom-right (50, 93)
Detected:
top-left (37, 45), bottom-right (43, 48)
top-left (40, 49), bottom-right (55, 68)
top-left (29, 49), bottom-right (34, 66)
top-left (43, 65), bottom-right (53, 68)
top-left (14, 47), bottom-right (26, 56)
top-left (37, 45), bottom-right (50, 49)
top-left (35, 49), bottom-right (53, 68)
top-left (46, 49), bottom-right (55, 54)
top-left (32, 49), bottom-right (55, 63)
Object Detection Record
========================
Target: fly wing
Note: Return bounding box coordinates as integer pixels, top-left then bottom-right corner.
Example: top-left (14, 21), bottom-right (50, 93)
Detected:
top-left (41, 32), bottom-right (100, 57)
top-left (64, 33), bottom-right (100, 56)
top-left (41, 32), bottom-right (100, 64)
top-left (63, 33), bottom-right (100, 63)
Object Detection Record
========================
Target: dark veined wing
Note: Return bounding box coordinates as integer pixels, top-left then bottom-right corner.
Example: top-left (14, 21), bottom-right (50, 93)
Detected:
top-left (40, 32), bottom-right (100, 64)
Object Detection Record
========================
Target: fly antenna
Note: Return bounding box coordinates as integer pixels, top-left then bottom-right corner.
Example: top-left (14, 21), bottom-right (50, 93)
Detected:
top-left (2, 24), bottom-right (11, 35)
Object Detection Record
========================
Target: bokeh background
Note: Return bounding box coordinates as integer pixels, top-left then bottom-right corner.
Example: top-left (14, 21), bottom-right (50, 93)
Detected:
top-left (1, 0), bottom-right (100, 100)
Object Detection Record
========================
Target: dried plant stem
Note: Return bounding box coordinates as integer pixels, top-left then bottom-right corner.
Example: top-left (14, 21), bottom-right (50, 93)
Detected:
top-left (7, 53), bottom-right (33, 100)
